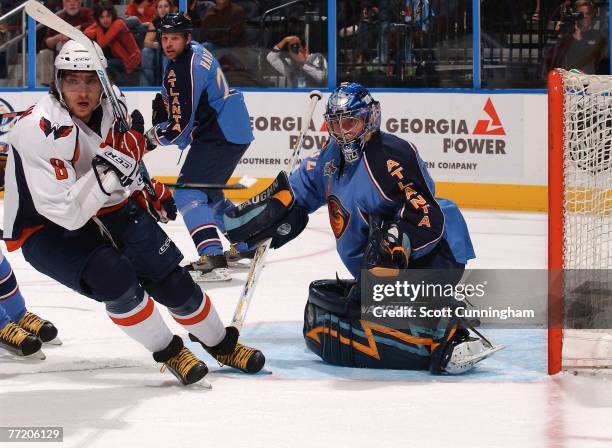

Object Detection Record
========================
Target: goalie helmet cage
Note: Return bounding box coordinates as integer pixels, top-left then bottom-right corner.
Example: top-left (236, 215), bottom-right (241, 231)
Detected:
top-left (548, 68), bottom-right (612, 374)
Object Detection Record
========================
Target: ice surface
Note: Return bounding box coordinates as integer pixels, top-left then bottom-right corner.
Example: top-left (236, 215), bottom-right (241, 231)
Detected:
top-left (1, 208), bottom-right (611, 448)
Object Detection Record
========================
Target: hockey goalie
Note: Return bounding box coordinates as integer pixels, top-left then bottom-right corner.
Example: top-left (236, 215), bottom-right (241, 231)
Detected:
top-left (224, 83), bottom-right (503, 374)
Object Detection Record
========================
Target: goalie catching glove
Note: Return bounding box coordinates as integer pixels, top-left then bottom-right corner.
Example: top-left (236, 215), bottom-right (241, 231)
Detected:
top-left (132, 178), bottom-right (177, 223)
top-left (223, 171), bottom-right (308, 249)
top-left (364, 217), bottom-right (412, 277)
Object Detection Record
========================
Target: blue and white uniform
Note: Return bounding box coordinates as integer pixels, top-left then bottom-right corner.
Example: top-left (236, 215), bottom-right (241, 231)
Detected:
top-left (151, 41), bottom-right (254, 257)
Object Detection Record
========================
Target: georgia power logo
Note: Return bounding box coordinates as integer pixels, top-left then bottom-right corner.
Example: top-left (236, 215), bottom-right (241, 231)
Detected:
top-left (385, 97), bottom-right (507, 156)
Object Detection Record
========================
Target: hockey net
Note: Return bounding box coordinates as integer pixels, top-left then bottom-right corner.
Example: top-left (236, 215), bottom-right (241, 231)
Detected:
top-left (548, 69), bottom-right (612, 374)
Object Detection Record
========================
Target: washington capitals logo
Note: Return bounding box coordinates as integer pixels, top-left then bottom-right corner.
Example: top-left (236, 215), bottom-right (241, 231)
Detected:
top-left (327, 195), bottom-right (350, 239)
top-left (39, 117), bottom-right (73, 140)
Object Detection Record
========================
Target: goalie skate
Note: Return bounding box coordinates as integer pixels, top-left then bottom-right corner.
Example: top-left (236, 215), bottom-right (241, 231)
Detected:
top-left (17, 311), bottom-right (62, 345)
top-left (444, 337), bottom-right (505, 374)
top-left (0, 322), bottom-right (46, 360)
top-left (186, 254), bottom-right (231, 282)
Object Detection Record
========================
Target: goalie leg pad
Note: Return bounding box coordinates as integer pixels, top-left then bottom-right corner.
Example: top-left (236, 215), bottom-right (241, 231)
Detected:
top-left (303, 279), bottom-right (433, 370)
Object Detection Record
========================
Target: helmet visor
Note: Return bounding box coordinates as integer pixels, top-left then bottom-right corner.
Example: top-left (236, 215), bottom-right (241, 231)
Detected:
top-left (325, 114), bottom-right (366, 144)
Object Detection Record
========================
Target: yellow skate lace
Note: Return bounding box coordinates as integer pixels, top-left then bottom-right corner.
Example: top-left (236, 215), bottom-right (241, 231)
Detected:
top-left (162, 347), bottom-right (202, 378)
top-left (227, 246), bottom-right (239, 258)
top-left (216, 343), bottom-right (255, 371)
top-left (17, 311), bottom-right (46, 335)
top-left (0, 322), bottom-right (30, 346)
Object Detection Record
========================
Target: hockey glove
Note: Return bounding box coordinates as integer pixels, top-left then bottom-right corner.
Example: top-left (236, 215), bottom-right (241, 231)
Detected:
top-left (92, 122), bottom-right (146, 192)
top-left (130, 109), bottom-right (145, 134)
top-left (364, 218), bottom-right (411, 277)
top-left (152, 93), bottom-right (168, 126)
top-left (133, 178), bottom-right (177, 223)
top-left (102, 121), bottom-right (146, 163)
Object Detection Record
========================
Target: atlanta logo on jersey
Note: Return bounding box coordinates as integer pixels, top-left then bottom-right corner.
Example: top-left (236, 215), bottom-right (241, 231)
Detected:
top-left (39, 117), bottom-right (73, 140)
top-left (327, 195), bottom-right (350, 239)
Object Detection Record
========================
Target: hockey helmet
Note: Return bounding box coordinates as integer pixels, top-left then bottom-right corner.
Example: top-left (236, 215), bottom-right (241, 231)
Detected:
top-left (324, 82), bottom-right (381, 163)
top-left (54, 39), bottom-right (107, 72)
top-left (158, 12), bottom-right (193, 35)
top-left (53, 40), bottom-right (107, 107)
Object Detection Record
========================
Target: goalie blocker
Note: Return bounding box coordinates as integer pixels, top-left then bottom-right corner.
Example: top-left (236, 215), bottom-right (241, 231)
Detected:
top-left (223, 171), bottom-right (309, 249)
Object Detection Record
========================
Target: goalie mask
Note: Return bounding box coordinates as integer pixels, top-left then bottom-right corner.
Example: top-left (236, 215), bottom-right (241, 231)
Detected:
top-left (53, 40), bottom-right (107, 107)
top-left (324, 82), bottom-right (381, 163)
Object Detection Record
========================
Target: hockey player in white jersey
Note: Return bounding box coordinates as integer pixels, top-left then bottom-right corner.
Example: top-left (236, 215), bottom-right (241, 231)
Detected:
top-left (2, 40), bottom-right (264, 384)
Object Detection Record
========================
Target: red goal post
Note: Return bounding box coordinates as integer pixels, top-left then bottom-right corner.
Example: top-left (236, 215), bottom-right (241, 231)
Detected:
top-left (548, 68), bottom-right (612, 374)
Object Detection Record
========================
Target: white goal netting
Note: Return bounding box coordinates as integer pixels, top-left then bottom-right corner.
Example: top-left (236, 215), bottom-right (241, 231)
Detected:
top-left (559, 69), bottom-right (612, 369)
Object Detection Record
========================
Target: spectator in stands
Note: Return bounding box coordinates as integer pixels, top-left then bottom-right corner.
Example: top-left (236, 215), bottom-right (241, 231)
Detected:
top-left (188, 0), bottom-right (215, 28)
top-left (37, 0), bottom-right (93, 86)
top-left (126, 0), bottom-right (155, 24)
top-left (85, 1), bottom-right (142, 85)
top-left (266, 35), bottom-right (327, 87)
top-left (141, 0), bottom-right (177, 85)
top-left (543, 0), bottom-right (608, 75)
top-left (198, 0), bottom-right (247, 50)
top-left (404, 0), bottom-right (434, 70)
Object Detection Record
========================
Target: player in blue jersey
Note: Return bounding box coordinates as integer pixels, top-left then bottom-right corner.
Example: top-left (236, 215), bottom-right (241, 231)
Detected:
top-left (223, 83), bottom-right (503, 374)
top-left (146, 13), bottom-right (255, 282)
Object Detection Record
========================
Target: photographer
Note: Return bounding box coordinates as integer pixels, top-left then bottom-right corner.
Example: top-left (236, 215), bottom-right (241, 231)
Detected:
top-left (543, 0), bottom-right (608, 75)
top-left (266, 35), bottom-right (328, 87)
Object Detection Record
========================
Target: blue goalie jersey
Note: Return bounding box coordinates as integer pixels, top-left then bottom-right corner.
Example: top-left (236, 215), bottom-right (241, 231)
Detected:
top-left (289, 132), bottom-right (475, 277)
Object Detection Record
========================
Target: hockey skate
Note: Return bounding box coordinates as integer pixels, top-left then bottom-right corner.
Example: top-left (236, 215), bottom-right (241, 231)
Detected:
top-left (224, 245), bottom-right (256, 269)
top-left (186, 254), bottom-right (231, 282)
top-left (17, 311), bottom-right (62, 345)
top-left (0, 321), bottom-right (45, 359)
top-left (444, 336), bottom-right (504, 374)
top-left (189, 326), bottom-right (265, 374)
top-left (431, 327), bottom-right (504, 374)
top-left (154, 335), bottom-right (211, 387)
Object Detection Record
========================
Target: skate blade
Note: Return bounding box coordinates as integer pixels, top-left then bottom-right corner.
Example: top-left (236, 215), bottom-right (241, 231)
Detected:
top-left (227, 259), bottom-right (253, 269)
top-left (189, 268), bottom-right (232, 283)
top-left (27, 349), bottom-right (47, 360)
top-left (465, 344), bottom-right (505, 366)
top-left (45, 336), bottom-right (63, 346)
top-left (0, 346), bottom-right (46, 360)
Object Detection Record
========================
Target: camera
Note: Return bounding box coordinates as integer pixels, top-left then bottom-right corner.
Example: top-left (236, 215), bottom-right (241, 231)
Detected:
top-left (560, 11), bottom-right (584, 34)
top-left (289, 43), bottom-right (301, 54)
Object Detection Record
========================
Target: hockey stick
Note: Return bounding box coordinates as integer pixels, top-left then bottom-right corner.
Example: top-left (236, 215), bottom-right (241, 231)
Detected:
top-left (25, 1), bottom-right (128, 131)
top-left (165, 176), bottom-right (258, 190)
top-left (230, 90), bottom-right (323, 330)
top-left (25, 1), bottom-right (162, 205)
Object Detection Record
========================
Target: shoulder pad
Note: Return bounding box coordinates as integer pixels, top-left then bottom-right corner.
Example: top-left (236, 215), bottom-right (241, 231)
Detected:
top-left (8, 95), bottom-right (77, 160)
top-left (363, 132), bottom-right (423, 199)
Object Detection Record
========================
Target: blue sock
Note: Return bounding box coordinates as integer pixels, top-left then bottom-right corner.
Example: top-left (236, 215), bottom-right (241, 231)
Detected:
top-left (173, 188), bottom-right (224, 256)
top-left (0, 255), bottom-right (26, 324)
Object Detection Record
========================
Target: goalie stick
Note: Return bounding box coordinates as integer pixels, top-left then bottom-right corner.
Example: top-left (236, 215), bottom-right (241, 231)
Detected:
top-left (230, 90), bottom-right (322, 331)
